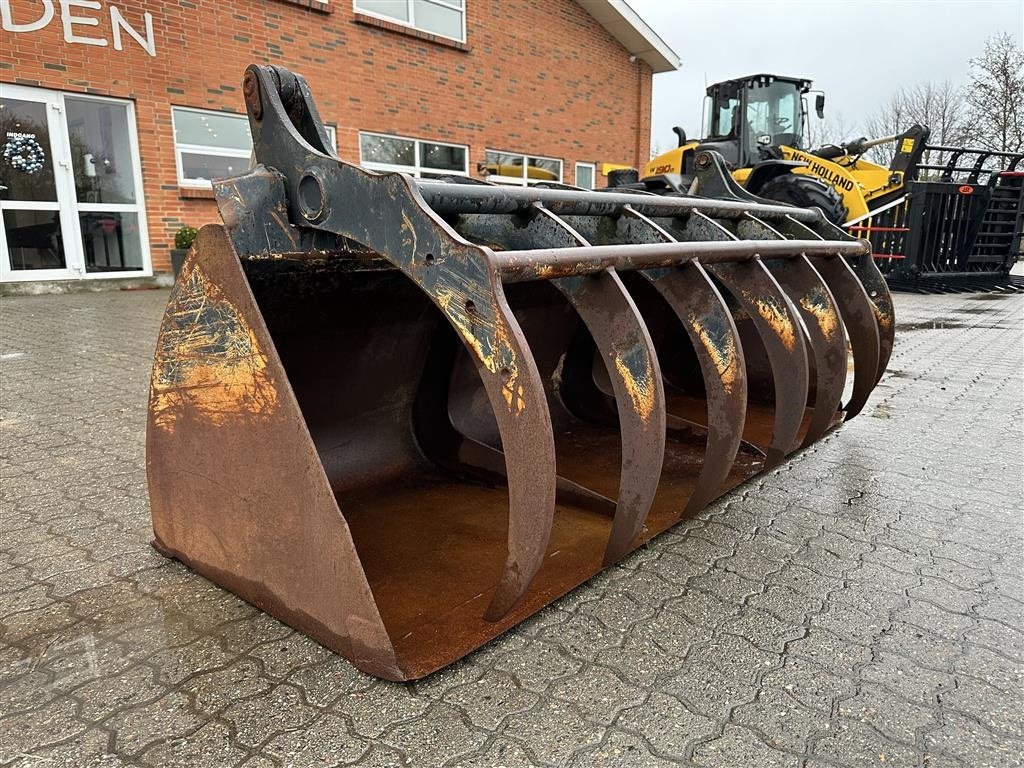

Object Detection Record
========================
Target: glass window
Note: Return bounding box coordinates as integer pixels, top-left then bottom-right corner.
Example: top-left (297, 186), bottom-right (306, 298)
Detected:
top-left (745, 80), bottom-right (803, 144)
top-left (79, 211), bottom-right (143, 272)
top-left (65, 97), bottom-right (138, 205)
top-left (360, 133), bottom-right (415, 167)
top-left (2, 209), bottom-right (65, 270)
top-left (359, 132), bottom-right (468, 177)
top-left (172, 108), bottom-right (252, 188)
top-left (354, 0), bottom-right (465, 42)
top-left (172, 107), bottom-right (336, 187)
top-left (0, 98), bottom-right (57, 203)
top-left (484, 150), bottom-right (562, 186)
top-left (575, 162), bottom-right (595, 189)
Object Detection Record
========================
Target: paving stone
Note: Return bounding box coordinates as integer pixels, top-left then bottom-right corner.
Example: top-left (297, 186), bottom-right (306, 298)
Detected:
top-left (837, 682), bottom-right (936, 744)
top-left (219, 683), bottom-right (319, 748)
top-left (179, 657), bottom-right (273, 715)
top-left (450, 738), bottom-right (536, 768)
top-left (494, 639), bottom-right (585, 694)
top-left (733, 689), bottom-right (830, 753)
top-left (502, 699), bottom-right (605, 765)
top-left (383, 702), bottom-right (487, 765)
top-left (616, 692), bottom-right (716, 759)
top-left (691, 724), bottom-right (799, 767)
top-left (74, 662), bottom-right (167, 722)
top-left (140, 721), bottom-right (247, 767)
top-left (568, 728), bottom-right (679, 767)
top-left (334, 682), bottom-right (430, 739)
top-left (264, 712), bottom-right (371, 766)
top-left (2, 284), bottom-right (1023, 767)
top-left (814, 719), bottom-right (920, 766)
top-left (0, 697), bottom-right (88, 763)
top-left (444, 668), bottom-right (539, 730)
top-left (106, 691), bottom-right (206, 756)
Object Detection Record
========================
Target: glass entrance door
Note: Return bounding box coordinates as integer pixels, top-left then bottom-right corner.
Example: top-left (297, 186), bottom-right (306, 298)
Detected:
top-left (0, 88), bottom-right (74, 279)
top-left (0, 85), bottom-right (150, 282)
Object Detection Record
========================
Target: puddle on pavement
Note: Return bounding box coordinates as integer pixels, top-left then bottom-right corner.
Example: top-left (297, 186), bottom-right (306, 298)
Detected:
top-left (967, 292), bottom-right (1017, 301)
top-left (870, 401), bottom-right (894, 419)
top-left (896, 319), bottom-right (967, 331)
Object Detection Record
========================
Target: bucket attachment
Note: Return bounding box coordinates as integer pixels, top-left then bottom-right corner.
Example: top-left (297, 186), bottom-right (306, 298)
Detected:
top-left (147, 65), bottom-right (894, 680)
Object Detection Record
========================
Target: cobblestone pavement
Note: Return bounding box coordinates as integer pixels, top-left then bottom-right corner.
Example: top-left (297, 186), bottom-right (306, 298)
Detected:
top-left (1, 286), bottom-right (1022, 768)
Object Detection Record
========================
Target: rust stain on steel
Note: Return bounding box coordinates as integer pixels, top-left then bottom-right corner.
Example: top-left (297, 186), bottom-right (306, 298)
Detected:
top-left (800, 287), bottom-right (840, 341)
top-left (751, 295), bottom-right (797, 351)
top-left (612, 344), bottom-right (656, 422)
top-left (433, 284), bottom-right (525, 414)
top-left (151, 265), bottom-right (277, 431)
top-left (688, 314), bottom-right (740, 394)
top-left (871, 300), bottom-right (893, 332)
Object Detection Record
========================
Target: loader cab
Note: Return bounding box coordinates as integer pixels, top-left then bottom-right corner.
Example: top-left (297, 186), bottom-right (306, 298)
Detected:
top-left (701, 74), bottom-right (812, 167)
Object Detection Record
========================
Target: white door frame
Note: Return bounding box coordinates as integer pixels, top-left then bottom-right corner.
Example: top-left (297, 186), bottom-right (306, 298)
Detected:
top-left (0, 83), bottom-right (152, 282)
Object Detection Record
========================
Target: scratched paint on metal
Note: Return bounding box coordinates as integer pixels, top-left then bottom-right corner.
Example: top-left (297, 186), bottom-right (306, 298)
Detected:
top-left (151, 266), bottom-right (277, 431)
top-left (611, 343), bottom-right (656, 422)
top-left (433, 283), bottom-right (525, 414)
top-left (799, 287), bottom-right (840, 341)
top-left (688, 313), bottom-right (740, 394)
top-left (750, 294), bottom-right (797, 351)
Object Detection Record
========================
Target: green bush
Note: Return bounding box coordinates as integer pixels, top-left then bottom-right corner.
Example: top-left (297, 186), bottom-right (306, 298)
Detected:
top-left (174, 226), bottom-right (199, 250)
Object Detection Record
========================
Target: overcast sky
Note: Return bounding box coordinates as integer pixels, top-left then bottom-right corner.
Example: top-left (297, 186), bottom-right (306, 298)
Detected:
top-left (628, 0), bottom-right (1024, 153)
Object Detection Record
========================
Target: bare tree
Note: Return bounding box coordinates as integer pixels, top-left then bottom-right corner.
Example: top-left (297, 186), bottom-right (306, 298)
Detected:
top-left (862, 80), bottom-right (968, 168)
top-left (967, 31), bottom-right (1024, 154)
top-left (812, 110), bottom-right (857, 149)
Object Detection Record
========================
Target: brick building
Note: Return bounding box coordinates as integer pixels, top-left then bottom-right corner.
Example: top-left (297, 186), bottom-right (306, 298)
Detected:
top-left (0, 0), bottom-right (677, 284)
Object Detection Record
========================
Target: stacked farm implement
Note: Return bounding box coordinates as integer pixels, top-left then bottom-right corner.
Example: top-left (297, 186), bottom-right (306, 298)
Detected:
top-left (855, 145), bottom-right (1024, 293)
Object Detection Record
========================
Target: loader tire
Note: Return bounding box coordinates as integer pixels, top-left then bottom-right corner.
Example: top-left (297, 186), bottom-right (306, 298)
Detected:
top-left (756, 173), bottom-right (848, 226)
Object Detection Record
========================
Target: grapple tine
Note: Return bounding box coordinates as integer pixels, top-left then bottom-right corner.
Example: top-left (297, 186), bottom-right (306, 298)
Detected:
top-left (808, 255), bottom-right (881, 420)
top-left (612, 207), bottom-right (748, 517)
top-left (705, 260), bottom-right (809, 467)
top-left (773, 214), bottom-right (883, 421)
top-left (766, 254), bottom-right (847, 446)
top-left (652, 262), bottom-right (748, 514)
top-left (245, 68), bottom-right (558, 624)
top-left (736, 213), bottom-right (846, 446)
top-left (846, 253), bottom-right (896, 383)
top-left (456, 203), bottom-right (667, 567)
top-left (558, 268), bottom-right (667, 565)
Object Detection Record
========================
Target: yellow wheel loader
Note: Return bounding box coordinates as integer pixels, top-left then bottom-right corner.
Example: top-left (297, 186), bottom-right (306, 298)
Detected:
top-left (623, 74), bottom-right (1024, 291)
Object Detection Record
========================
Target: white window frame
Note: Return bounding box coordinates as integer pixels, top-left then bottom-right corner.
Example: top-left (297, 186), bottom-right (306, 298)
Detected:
top-left (483, 149), bottom-right (563, 186)
top-left (172, 106), bottom-right (336, 189)
top-left (359, 131), bottom-right (469, 178)
top-left (574, 161), bottom-right (596, 190)
top-left (353, 0), bottom-right (467, 44)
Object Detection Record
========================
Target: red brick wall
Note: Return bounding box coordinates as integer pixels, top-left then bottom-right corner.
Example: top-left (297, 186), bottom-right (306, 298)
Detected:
top-left (1, 0), bottom-right (654, 273)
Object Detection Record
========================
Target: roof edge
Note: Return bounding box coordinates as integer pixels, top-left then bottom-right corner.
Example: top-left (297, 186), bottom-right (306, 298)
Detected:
top-left (577, 0), bottom-right (681, 73)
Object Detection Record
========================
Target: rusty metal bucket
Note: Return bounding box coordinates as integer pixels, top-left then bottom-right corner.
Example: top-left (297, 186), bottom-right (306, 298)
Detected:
top-left (146, 66), bottom-right (894, 681)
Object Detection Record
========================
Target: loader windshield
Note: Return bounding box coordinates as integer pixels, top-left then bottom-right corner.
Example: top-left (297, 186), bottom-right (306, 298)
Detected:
top-left (745, 80), bottom-right (804, 149)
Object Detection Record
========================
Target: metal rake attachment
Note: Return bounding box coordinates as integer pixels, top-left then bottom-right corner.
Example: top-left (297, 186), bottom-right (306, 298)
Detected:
top-left (146, 65), bottom-right (894, 680)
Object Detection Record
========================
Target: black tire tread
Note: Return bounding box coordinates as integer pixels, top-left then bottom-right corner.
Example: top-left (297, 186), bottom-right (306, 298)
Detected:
top-left (756, 173), bottom-right (849, 226)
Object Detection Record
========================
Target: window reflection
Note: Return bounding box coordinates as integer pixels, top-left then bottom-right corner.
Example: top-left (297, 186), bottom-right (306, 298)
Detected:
top-left (65, 98), bottom-right (136, 205)
top-left (80, 212), bottom-right (143, 272)
top-left (0, 98), bottom-right (57, 202)
top-left (3, 209), bottom-right (65, 270)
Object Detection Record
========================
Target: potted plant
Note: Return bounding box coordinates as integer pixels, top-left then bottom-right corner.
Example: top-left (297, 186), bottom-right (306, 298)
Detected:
top-left (171, 226), bottom-right (198, 280)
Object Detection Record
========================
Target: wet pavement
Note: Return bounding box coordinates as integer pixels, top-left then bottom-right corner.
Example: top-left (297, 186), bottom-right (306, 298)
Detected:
top-left (1, 286), bottom-right (1022, 767)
